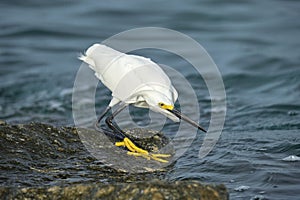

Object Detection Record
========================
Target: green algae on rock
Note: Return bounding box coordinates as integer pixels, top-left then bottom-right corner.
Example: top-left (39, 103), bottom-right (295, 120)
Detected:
top-left (0, 180), bottom-right (228, 200)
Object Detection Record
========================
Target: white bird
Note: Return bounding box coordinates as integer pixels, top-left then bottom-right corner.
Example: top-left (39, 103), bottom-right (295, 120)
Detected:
top-left (79, 44), bottom-right (206, 162)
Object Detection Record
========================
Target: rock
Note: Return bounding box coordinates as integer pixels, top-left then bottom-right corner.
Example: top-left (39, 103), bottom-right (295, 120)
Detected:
top-left (76, 127), bottom-right (174, 173)
top-left (124, 128), bottom-right (171, 153)
top-left (0, 180), bottom-right (228, 200)
top-left (0, 122), bottom-right (228, 199)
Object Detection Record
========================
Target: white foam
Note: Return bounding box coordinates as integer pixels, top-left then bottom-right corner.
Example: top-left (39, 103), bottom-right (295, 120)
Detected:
top-left (282, 155), bottom-right (300, 162)
top-left (234, 185), bottom-right (250, 192)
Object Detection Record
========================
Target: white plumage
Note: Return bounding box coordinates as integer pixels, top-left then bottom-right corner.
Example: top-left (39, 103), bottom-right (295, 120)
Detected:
top-left (79, 44), bottom-right (179, 122)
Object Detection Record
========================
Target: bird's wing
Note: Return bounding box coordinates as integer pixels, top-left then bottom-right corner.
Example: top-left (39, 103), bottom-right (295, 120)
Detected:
top-left (80, 44), bottom-right (178, 107)
top-left (107, 54), bottom-right (179, 109)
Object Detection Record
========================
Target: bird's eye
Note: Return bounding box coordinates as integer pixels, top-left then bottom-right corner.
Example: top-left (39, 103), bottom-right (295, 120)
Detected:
top-left (159, 103), bottom-right (164, 107)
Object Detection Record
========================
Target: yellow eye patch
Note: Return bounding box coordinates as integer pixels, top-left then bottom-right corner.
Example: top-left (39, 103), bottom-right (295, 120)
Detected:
top-left (158, 102), bottom-right (174, 110)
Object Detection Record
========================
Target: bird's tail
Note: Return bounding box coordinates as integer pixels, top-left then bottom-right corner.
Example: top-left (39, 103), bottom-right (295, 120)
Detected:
top-left (78, 53), bottom-right (96, 69)
top-left (78, 43), bottom-right (123, 73)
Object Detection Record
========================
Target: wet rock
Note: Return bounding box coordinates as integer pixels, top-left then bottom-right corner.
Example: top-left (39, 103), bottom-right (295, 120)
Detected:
top-left (0, 122), bottom-right (228, 199)
top-left (0, 122), bottom-right (164, 186)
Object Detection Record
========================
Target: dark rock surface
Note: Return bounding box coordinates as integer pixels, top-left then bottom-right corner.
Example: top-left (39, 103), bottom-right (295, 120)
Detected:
top-left (0, 121), bottom-right (228, 199)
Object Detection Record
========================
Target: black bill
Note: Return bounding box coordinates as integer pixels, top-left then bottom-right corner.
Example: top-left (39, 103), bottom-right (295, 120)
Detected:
top-left (167, 108), bottom-right (207, 133)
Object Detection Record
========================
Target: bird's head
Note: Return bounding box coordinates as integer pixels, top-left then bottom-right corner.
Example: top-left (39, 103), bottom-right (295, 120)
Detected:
top-left (142, 91), bottom-right (206, 133)
top-left (156, 102), bottom-right (179, 122)
top-left (142, 93), bottom-right (179, 122)
top-left (157, 102), bottom-right (207, 133)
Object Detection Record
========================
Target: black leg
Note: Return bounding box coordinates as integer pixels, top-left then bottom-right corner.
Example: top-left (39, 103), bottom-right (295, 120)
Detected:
top-left (101, 128), bottom-right (125, 141)
top-left (94, 106), bottom-right (111, 130)
top-left (105, 103), bottom-right (127, 139)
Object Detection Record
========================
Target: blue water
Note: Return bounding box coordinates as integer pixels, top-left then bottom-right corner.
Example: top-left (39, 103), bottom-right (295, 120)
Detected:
top-left (1, 0), bottom-right (300, 199)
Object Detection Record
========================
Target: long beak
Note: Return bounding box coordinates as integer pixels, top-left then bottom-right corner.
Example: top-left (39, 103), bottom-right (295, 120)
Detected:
top-left (167, 108), bottom-right (207, 133)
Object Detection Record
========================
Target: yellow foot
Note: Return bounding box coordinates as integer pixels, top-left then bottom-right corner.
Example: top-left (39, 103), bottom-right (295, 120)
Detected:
top-left (115, 137), bottom-right (171, 163)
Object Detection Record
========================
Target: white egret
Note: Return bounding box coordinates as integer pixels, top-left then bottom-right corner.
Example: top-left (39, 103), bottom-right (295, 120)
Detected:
top-left (79, 44), bottom-right (206, 162)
